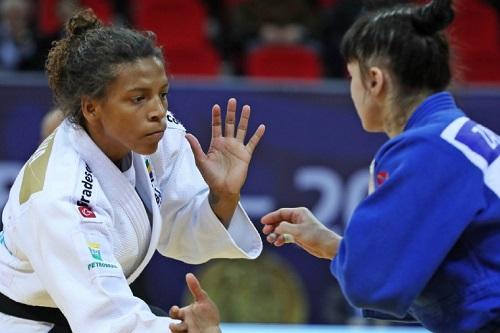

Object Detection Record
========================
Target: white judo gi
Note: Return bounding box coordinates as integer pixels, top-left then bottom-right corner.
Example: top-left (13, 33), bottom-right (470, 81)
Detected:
top-left (0, 112), bottom-right (262, 332)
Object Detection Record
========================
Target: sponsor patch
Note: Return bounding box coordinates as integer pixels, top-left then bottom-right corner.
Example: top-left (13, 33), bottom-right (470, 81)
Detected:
top-left (73, 231), bottom-right (122, 278)
top-left (88, 242), bottom-right (103, 261)
top-left (441, 117), bottom-right (500, 198)
top-left (86, 241), bottom-right (119, 271)
top-left (455, 120), bottom-right (500, 165)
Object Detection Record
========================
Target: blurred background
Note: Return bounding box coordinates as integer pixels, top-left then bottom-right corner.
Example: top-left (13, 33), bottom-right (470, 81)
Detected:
top-left (0, 0), bottom-right (499, 331)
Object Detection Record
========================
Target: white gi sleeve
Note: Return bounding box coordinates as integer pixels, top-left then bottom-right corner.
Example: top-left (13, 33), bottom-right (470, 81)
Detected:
top-left (154, 126), bottom-right (262, 264)
top-left (16, 197), bottom-right (177, 333)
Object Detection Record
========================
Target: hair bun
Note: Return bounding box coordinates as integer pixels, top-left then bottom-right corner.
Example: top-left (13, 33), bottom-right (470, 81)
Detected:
top-left (412, 0), bottom-right (454, 35)
top-left (66, 8), bottom-right (102, 37)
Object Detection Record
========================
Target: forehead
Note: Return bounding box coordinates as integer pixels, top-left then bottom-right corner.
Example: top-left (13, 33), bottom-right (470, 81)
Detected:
top-left (108, 57), bottom-right (168, 93)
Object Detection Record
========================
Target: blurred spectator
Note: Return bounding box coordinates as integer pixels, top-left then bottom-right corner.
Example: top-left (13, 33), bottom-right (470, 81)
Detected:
top-left (321, 0), bottom-right (362, 78)
top-left (226, 0), bottom-right (321, 75)
top-left (482, 0), bottom-right (500, 13)
top-left (0, 0), bottom-right (38, 70)
top-left (40, 107), bottom-right (64, 140)
top-left (35, 0), bottom-right (82, 68)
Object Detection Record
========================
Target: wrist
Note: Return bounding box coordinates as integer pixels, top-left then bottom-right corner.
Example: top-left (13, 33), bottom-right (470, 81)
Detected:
top-left (321, 231), bottom-right (342, 260)
top-left (209, 191), bottom-right (240, 227)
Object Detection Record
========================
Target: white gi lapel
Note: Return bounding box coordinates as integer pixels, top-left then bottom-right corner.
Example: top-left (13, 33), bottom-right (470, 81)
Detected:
top-left (127, 154), bottom-right (163, 282)
top-left (68, 125), bottom-right (148, 226)
top-left (67, 123), bottom-right (158, 281)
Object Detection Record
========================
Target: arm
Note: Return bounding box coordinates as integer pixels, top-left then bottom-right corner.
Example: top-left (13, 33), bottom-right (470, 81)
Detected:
top-left (18, 199), bottom-right (175, 333)
top-left (154, 104), bottom-right (263, 263)
top-left (330, 138), bottom-right (483, 317)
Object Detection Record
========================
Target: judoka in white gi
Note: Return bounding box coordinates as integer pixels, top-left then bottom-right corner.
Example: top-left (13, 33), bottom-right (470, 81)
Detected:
top-left (0, 9), bottom-right (265, 333)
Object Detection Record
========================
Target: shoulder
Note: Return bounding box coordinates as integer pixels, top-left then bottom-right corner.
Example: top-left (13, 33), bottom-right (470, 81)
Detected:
top-left (14, 147), bottom-right (111, 224)
top-left (377, 115), bottom-right (481, 164)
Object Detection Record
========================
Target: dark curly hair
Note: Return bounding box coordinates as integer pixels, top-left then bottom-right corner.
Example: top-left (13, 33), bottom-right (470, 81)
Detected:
top-left (341, 0), bottom-right (455, 104)
top-left (45, 9), bottom-right (164, 127)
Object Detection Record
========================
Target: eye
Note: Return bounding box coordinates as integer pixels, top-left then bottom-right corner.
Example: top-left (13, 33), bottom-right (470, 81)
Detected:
top-left (160, 92), bottom-right (168, 101)
top-left (132, 95), bottom-right (145, 104)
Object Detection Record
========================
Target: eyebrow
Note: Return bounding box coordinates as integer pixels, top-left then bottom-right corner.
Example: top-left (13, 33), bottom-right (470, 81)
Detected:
top-left (126, 83), bottom-right (169, 93)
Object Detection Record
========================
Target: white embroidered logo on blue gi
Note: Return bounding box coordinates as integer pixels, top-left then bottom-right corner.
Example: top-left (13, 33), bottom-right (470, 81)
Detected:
top-left (145, 159), bottom-right (162, 206)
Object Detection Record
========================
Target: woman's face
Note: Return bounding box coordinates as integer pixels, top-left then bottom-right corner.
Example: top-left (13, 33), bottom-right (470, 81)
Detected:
top-left (87, 56), bottom-right (168, 162)
top-left (347, 61), bottom-right (383, 132)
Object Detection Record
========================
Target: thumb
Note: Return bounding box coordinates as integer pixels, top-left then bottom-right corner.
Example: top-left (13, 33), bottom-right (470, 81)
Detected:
top-left (186, 273), bottom-right (208, 302)
top-left (185, 133), bottom-right (206, 165)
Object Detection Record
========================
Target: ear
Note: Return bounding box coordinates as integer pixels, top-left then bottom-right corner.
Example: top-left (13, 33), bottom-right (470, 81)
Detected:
top-left (81, 96), bottom-right (100, 124)
top-left (367, 66), bottom-right (385, 97)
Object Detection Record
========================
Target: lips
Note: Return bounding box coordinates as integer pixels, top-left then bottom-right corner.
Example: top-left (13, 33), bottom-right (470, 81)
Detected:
top-left (146, 126), bottom-right (166, 136)
top-left (145, 128), bottom-right (166, 141)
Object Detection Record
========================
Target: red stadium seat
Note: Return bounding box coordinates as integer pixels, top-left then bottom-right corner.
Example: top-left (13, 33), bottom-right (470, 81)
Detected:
top-left (449, 0), bottom-right (500, 83)
top-left (165, 42), bottom-right (221, 76)
top-left (245, 44), bottom-right (323, 79)
top-left (132, 0), bottom-right (208, 50)
top-left (37, 0), bottom-right (60, 35)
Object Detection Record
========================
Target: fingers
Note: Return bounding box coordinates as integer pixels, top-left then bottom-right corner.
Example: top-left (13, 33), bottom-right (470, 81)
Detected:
top-left (169, 321), bottom-right (188, 333)
top-left (218, 98), bottom-right (264, 153)
top-left (274, 221), bottom-right (299, 236)
top-left (186, 273), bottom-right (208, 302)
top-left (261, 207), bottom-right (302, 226)
top-left (185, 133), bottom-right (206, 165)
top-left (212, 104), bottom-right (222, 138)
top-left (235, 105), bottom-right (250, 142)
top-left (262, 224), bottom-right (275, 235)
top-left (224, 98), bottom-right (237, 137)
top-left (246, 124), bottom-right (265, 155)
top-left (266, 222), bottom-right (299, 245)
top-left (268, 232), bottom-right (296, 247)
top-left (169, 305), bottom-right (184, 320)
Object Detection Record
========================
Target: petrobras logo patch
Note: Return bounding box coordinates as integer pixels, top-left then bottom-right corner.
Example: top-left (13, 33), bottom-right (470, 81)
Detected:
top-left (88, 242), bottom-right (103, 261)
top-left (86, 241), bottom-right (119, 271)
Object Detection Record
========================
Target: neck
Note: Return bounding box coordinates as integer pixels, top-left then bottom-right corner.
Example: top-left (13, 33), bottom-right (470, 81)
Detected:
top-left (84, 123), bottom-right (129, 166)
top-left (383, 92), bottom-right (430, 138)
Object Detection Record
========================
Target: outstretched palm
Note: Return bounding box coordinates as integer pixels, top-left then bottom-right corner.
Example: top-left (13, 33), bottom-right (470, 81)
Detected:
top-left (186, 98), bottom-right (265, 196)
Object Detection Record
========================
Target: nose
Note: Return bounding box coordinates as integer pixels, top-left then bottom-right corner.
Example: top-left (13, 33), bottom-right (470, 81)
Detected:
top-left (148, 96), bottom-right (167, 122)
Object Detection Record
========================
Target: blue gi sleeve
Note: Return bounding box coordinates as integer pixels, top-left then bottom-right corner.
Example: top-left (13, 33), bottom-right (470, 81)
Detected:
top-left (330, 135), bottom-right (485, 318)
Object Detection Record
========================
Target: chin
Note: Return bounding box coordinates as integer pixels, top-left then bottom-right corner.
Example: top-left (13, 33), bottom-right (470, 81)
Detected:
top-left (362, 122), bottom-right (384, 133)
top-left (135, 143), bottom-right (159, 156)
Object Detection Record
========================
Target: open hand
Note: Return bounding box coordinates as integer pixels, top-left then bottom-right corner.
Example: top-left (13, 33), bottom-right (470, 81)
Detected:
top-left (186, 98), bottom-right (265, 197)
